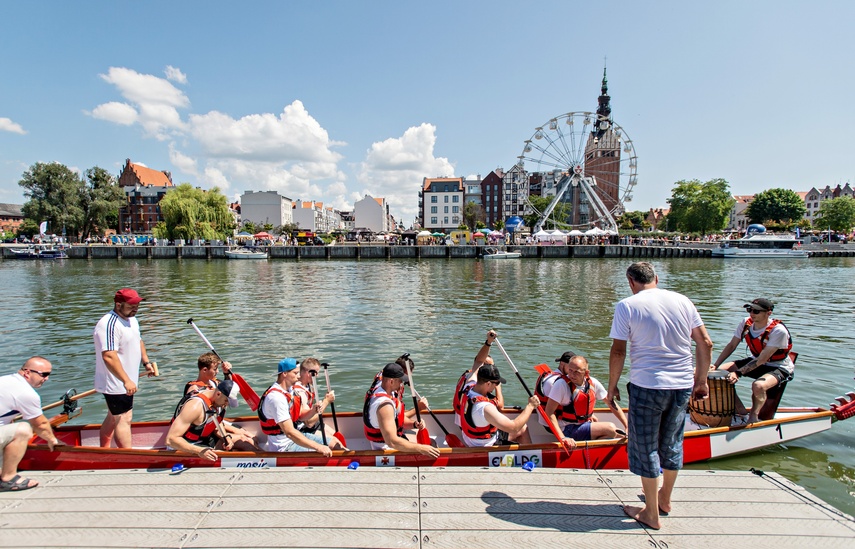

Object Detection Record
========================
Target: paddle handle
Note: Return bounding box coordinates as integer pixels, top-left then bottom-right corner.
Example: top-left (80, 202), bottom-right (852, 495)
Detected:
top-left (322, 363), bottom-right (340, 433)
top-left (39, 388), bottom-right (98, 415)
top-left (310, 372), bottom-right (328, 446)
top-left (411, 387), bottom-right (452, 437)
top-left (187, 318), bottom-right (221, 359)
top-left (403, 362), bottom-right (423, 424)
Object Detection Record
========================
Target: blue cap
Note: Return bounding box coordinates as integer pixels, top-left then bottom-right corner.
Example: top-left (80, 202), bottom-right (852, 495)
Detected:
top-left (278, 357), bottom-right (298, 373)
top-left (522, 461), bottom-right (536, 471)
top-left (347, 462), bottom-right (360, 470)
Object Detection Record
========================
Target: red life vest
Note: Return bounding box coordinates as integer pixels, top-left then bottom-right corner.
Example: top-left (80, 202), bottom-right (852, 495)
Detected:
top-left (452, 370), bottom-right (473, 419)
top-left (535, 371), bottom-right (595, 424)
top-left (171, 392), bottom-right (223, 445)
top-left (292, 382), bottom-right (315, 411)
top-left (459, 392), bottom-right (499, 440)
top-left (183, 379), bottom-right (215, 395)
top-left (257, 386), bottom-right (301, 436)
top-left (362, 385), bottom-right (405, 444)
top-left (742, 318), bottom-right (792, 362)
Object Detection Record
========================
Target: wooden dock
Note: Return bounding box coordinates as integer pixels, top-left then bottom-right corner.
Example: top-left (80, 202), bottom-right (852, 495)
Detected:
top-left (1, 467), bottom-right (852, 548)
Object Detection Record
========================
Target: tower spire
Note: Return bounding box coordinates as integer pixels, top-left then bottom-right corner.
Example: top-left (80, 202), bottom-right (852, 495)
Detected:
top-left (597, 63), bottom-right (611, 121)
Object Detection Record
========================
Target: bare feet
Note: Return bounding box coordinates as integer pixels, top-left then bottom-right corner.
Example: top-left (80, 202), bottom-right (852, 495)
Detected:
top-left (657, 489), bottom-right (671, 515)
top-left (624, 505), bottom-right (661, 530)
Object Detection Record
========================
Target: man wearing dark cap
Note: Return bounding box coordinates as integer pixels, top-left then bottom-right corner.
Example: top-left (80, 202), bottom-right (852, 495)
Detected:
top-left (166, 380), bottom-right (255, 460)
top-left (93, 288), bottom-right (155, 448)
top-left (713, 298), bottom-right (794, 424)
top-left (458, 363), bottom-right (540, 447)
top-left (452, 330), bottom-right (504, 428)
top-left (362, 363), bottom-right (440, 457)
top-left (536, 353), bottom-right (627, 446)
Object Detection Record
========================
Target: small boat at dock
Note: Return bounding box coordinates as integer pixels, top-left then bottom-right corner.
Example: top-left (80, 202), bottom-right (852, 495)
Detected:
top-left (482, 247), bottom-right (521, 260)
top-left (224, 246), bottom-right (268, 259)
top-left (712, 224), bottom-right (807, 258)
top-left (8, 244), bottom-right (68, 259)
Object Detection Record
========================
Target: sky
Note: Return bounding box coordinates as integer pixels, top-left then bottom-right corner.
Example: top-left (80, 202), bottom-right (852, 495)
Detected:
top-left (2, 1), bottom-right (854, 226)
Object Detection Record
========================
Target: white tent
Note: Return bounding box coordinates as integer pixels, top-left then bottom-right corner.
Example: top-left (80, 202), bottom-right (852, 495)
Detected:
top-left (585, 227), bottom-right (605, 236)
top-left (416, 230), bottom-right (432, 237)
top-left (533, 229), bottom-right (552, 241)
top-left (568, 229), bottom-right (584, 236)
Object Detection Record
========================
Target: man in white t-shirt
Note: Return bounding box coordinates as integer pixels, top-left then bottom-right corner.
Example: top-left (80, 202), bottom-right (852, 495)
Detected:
top-left (93, 288), bottom-right (155, 448)
top-left (608, 262), bottom-right (712, 531)
top-left (0, 357), bottom-right (62, 492)
top-left (713, 298), bottom-right (794, 424)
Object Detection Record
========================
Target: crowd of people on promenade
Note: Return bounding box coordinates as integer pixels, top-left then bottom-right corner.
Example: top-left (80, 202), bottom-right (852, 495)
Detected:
top-left (0, 265), bottom-right (798, 530)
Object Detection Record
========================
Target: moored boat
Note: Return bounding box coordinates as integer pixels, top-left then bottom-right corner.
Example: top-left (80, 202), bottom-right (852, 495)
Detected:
top-left (482, 247), bottom-right (521, 260)
top-left (21, 391), bottom-right (855, 471)
top-left (224, 246), bottom-right (268, 259)
top-left (8, 244), bottom-right (68, 259)
top-left (712, 224), bottom-right (807, 258)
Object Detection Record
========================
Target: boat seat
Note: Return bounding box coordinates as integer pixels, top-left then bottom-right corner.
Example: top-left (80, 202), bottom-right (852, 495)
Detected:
top-left (758, 351), bottom-right (797, 420)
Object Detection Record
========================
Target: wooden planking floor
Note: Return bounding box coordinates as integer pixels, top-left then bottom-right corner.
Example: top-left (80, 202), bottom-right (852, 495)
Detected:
top-left (0, 467), bottom-right (852, 548)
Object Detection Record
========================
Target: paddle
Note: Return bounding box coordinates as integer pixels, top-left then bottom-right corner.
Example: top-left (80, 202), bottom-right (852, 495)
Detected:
top-left (37, 388), bottom-right (98, 417)
top-left (402, 359), bottom-right (431, 445)
top-left (493, 338), bottom-right (572, 456)
top-left (187, 318), bottom-right (260, 411)
top-left (308, 371), bottom-right (328, 446)
top-left (321, 362), bottom-right (347, 446)
top-left (410, 387), bottom-right (464, 448)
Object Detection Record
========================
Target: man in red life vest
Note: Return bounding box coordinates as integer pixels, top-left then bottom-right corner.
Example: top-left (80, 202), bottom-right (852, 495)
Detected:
top-left (292, 358), bottom-right (340, 444)
top-left (536, 352), bottom-right (627, 449)
top-left (183, 351), bottom-right (232, 394)
top-left (257, 358), bottom-right (343, 455)
top-left (452, 330), bottom-right (504, 428)
top-left (166, 380), bottom-right (255, 461)
top-left (363, 363), bottom-right (440, 457)
top-left (458, 363), bottom-right (540, 447)
top-left (713, 298), bottom-right (794, 424)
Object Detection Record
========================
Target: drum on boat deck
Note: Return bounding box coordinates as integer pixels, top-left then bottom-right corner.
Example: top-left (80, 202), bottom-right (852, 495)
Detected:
top-left (689, 370), bottom-right (735, 428)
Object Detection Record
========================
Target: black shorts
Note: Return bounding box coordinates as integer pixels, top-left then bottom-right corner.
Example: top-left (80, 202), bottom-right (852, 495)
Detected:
top-left (103, 393), bottom-right (134, 415)
top-left (735, 358), bottom-right (791, 383)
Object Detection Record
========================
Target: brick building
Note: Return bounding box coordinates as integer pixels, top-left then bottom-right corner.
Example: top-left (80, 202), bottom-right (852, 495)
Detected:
top-left (117, 159), bottom-right (174, 233)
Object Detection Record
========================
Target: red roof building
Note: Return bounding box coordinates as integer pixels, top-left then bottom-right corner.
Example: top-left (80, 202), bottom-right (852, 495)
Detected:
top-left (117, 158), bottom-right (174, 233)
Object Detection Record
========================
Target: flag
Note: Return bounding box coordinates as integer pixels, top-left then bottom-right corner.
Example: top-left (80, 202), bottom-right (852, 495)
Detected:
top-left (39, 221), bottom-right (48, 235)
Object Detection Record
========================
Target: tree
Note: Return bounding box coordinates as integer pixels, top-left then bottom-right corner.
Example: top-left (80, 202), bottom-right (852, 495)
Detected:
top-left (666, 178), bottom-right (734, 235)
top-left (522, 195), bottom-right (573, 230)
top-left (815, 196), bottom-right (855, 233)
top-left (79, 167), bottom-right (126, 238)
top-left (274, 223), bottom-right (299, 236)
top-left (152, 183), bottom-right (234, 241)
top-left (618, 210), bottom-right (647, 230)
top-left (462, 201), bottom-right (484, 231)
top-left (241, 221), bottom-right (257, 235)
top-left (746, 188), bottom-right (806, 227)
top-left (493, 218), bottom-right (505, 231)
top-left (19, 162), bottom-right (85, 238)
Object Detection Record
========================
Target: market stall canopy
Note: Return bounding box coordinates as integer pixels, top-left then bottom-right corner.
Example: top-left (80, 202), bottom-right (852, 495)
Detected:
top-left (472, 232), bottom-right (485, 237)
top-left (417, 231), bottom-right (432, 237)
top-left (431, 232), bottom-right (445, 237)
top-left (568, 229), bottom-right (584, 236)
top-left (585, 228), bottom-right (605, 236)
top-left (253, 232), bottom-right (273, 239)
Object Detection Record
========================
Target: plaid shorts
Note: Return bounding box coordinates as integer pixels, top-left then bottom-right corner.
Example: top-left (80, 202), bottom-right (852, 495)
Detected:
top-left (626, 382), bottom-right (691, 478)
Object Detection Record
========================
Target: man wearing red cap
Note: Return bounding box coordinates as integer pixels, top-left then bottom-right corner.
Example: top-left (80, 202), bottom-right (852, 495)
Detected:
top-left (93, 288), bottom-right (155, 448)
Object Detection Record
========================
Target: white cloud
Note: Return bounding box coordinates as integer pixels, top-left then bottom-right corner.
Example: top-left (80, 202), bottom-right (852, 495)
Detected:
top-left (357, 123), bottom-right (455, 221)
top-left (168, 143), bottom-right (198, 176)
top-left (164, 65), bottom-right (187, 84)
top-left (92, 67), bottom-right (189, 139)
top-left (0, 117), bottom-right (26, 134)
top-left (88, 102), bottom-right (138, 125)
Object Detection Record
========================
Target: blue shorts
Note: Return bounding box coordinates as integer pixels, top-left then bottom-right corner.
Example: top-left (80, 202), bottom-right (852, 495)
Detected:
top-left (626, 382), bottom-right (691, 478)
top-left (283, 431), bottom-right (326, 452)
top-left (562, 422), bottom-right (592, 441)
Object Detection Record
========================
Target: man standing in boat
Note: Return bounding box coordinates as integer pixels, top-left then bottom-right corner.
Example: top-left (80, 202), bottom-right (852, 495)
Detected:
top-left (713, 298), bottom-right (794, 424)
top-left (458, 363), bottom-right (540, 447)
top-left (363, 362), bottom-right (440, 457)
top-left (0, 357), bottom-right (63, 491)
top-left (166, 380), bottom-right (255, 460)
top-left (608, 262), bottom-right (712, 530)
top-left (257, 358), bottom-right (344, 454)
top-left (93, 288), bottom-right (155, 448)
top-left (452, 330), bottom-right (504, 428)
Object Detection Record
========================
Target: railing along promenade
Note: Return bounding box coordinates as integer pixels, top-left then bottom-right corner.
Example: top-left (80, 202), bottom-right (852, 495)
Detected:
top-left (3, 242), bottom-right (854, 260)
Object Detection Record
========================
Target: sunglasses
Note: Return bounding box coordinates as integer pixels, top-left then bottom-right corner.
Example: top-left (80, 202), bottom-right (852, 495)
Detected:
top-left (27, 369), bottom-right (51, 378)
top-left (745, 308), bottom-right (767, 314)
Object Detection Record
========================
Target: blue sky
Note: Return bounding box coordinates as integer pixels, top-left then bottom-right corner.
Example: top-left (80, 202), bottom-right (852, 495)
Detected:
top-left (2, 1), bottom-right (853, 225)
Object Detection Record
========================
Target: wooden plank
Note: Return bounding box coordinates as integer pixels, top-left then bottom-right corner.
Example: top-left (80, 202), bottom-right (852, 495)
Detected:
top-left (181, 527), bottom-right (419, 549)
top-left (197, 511), bottom-right (418, 530)
top-left (212, 495), bottom-right (416, 513)
top-left (0, 528), bottom-right (194, 548)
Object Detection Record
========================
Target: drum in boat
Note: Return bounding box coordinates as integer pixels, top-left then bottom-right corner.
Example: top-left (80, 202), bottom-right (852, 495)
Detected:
top-left (690, 370), bottom-right (735, 428)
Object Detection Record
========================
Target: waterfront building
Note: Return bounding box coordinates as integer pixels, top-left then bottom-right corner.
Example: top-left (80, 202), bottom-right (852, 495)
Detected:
top-left (293, 200), bottom-right (343, 233)
top-left (806, 184), bottom-right (853, 225)
top-left (339, 211), bottom-right (355, 232)
top-left (645, 208), bottom-right (669, 231)
top-left (117, 158), bottom-right (174, 234)
top-left (726, 195), bottom-right (754, 232)
top-left (354, 195), bottom-right (392, 233)
top-left (0, 203), bottom-right (23, 235)
top-left (240, 190), bottom-right (294, 228)
top-left (480, 171), bottom-right (503, 229)
top-left (419, 177), bottom-right (464, 232)
top-left (502, 164), bottom-right (527, 224)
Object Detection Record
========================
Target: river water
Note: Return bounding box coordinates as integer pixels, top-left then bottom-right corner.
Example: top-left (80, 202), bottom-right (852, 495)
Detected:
top-left (1, 255), bottom-right (853, 514)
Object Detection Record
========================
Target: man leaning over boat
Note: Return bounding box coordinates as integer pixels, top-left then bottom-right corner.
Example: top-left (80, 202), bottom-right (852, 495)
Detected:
top-left (166, 380), bottom-right (255, 461)
top-left (713, 298), bottom-right (794, 425)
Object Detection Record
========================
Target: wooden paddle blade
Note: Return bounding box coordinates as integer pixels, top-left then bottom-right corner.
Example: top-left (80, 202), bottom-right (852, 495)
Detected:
top-left (534, 363), bottom-right (551, 375)
top-left (333, 431), bottom-right (347, 447)
top-left (445, 433), bottom-right (464, 448)
top-left (231, 373), bottom-right (260, 411)
top-left (416, 427), bottom-right (431, 445)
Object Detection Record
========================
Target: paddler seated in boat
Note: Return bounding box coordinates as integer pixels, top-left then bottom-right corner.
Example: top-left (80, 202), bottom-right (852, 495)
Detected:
top-left (459, 363), bottom-right (540, 447)
top-left (365, 354), bottom-right (430, 424)
top-left (292, 357), bottom-right (341, 446)
top-left (257, 358), bottom-right (345, 455)
top-left (362, 363), bottom-right (440, 457)
top-left (184, 351), bottom-right (232, 394)
top-left (452, 330), bottom-right (504, 428)
top-left (713, 298), bottom-right (794, 424)
top-left (535, 353), bottom-right (628, 448)
top-left (166, 380), bottom-right (256, 461)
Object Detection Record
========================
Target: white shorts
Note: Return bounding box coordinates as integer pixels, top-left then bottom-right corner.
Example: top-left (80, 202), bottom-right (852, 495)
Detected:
top-left (0, 422), bottom-right (32, 468)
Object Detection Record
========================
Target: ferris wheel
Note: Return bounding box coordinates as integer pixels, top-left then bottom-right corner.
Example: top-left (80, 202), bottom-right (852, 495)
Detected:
top-left (517, 111), bottom-right (638, 232)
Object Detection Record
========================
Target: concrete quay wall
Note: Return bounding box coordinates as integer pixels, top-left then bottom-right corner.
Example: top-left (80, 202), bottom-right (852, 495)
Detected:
top-left (0, 244), bottom-right (729, 260)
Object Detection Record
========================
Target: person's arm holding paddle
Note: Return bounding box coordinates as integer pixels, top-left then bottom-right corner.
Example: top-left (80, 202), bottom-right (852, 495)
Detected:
top-left (377, 402), bottom-right (439, 457)
top-left (483, 395), bottom-right (540, 439)
top-left (280, 419), bottom-right (332, 457)
top-left (166, 399), bottom-right (218, 461)
top-left (544, 398), bottom-right (578, 451)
